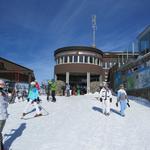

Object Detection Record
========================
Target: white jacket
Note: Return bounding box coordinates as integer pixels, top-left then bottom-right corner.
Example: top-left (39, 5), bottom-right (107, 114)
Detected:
top-left (99, 87), bottom-right (112, 101)
top-left (0, 90), bottom-right (8, 120)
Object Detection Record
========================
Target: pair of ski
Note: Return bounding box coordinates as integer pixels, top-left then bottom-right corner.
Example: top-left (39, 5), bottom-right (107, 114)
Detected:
top-left (21, 105), bottom-right (49, 120)
top-left (21, 114), bottom-right (43, 120)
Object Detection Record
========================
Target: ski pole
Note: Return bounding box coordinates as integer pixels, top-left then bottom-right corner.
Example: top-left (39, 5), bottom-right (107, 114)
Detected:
top-left (40, 105), bottom-right (49, 115)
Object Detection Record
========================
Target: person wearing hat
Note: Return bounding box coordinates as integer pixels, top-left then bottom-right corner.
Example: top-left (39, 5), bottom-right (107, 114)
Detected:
top-left (99, 82), bottom-right (112, 116)
top-left (22, 81), bottom-right (42, 117)
top-left (0, 79), bottom-right (8, 150)
top-left (116, 84), bottom-right (129, 117)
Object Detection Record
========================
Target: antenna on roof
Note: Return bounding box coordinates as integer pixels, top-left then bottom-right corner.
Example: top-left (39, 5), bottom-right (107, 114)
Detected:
top-left (132, 42), bottom-right (135, 56)
top-left (92, 15), bottom-right (97, 48)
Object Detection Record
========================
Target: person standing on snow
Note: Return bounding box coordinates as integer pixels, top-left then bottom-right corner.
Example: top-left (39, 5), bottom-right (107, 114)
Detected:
top-left (35, 80), bottom-right (41, 103)
top-left (50, 79), bottom-right (57, 102)
top-left (0, 80), bottom-right (9, 150)
top-left (99, 83), bottom-right (112, 116)
top-left (22, 81), bottom-right (42, 117)
top-left (47, 80), bottom-right (52, 101)
top-left (66, 83), bottom-right (70, 97)
top-left (116, 84), bottom-right (129, 117)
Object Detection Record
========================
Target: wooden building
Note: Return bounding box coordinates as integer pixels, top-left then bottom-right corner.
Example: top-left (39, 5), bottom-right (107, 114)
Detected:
top-left (0, 57), bottom-right (35, 83)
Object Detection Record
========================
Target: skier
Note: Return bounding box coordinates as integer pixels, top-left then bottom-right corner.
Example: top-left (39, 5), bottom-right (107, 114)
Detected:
top-left (0, 80), bottom-right (8, 150)
top-left (99, 82), bottom-right (112, 116)
top-left (22, 81), bottom-right (42, 118)
top-left (116, 84), bottom-right (129, 117)
top-left (50, 79), bottom-right (57, 102)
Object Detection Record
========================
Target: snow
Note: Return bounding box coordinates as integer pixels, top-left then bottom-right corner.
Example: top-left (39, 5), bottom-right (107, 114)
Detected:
top-left (3, 95), bottom-right (150, 150)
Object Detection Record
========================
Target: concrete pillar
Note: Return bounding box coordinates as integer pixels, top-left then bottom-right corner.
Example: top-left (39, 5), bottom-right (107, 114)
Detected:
top-left (99, 75), bottom-right (102, 86)
top-left (67, 56), bottom-right (69, 63)
top-left (55, 74), bottom-right (57, 81)
top-left (66, 72), bottom-right (69, 84)
top-left (72, 56), bottom-right (74, 63)
top-left (77, 56), bottom-right (79, 63)
top-left (83, 56), bottom-right (85, 63)
top-left (87, 72), bottom-right (90, 94)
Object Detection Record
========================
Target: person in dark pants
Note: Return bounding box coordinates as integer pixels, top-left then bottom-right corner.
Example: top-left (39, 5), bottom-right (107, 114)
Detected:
top-left (50, 80), bottom-right (57, 102)
top-left (66, 83), bottom-right (70, 97)
top-left (47, 80), bottom-right (52, 101)
top-left (0, 80), bottom-right (9, 150)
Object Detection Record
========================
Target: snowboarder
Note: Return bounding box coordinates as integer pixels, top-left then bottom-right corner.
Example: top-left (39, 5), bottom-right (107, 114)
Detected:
top-left (22, 81), bottom-right (42, 118)
top-left (116, 84), bottom-right (129, 117)
top-left (0, 80), bottom-right (9, 150)
top-left (99, 82), bottom-right (112, 116)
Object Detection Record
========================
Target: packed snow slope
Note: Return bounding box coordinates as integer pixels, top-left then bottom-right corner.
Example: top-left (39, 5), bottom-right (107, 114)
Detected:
top-left (3, 95), bottom-right (150, 150)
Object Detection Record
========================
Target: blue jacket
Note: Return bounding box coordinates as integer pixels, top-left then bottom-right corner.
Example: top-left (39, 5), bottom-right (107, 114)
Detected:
top-left (28, 87), bottom-right (39, 101)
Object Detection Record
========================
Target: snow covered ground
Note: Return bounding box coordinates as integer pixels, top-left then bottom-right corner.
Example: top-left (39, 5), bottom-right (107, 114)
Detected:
top-left (3, 95), bottom-right (150, 150)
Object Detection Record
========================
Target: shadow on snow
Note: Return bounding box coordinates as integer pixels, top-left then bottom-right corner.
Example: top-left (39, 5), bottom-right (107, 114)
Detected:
top-left (4, 123), bottom-right (26, 149)
top-left (92, 106), bottom-right (122, 116)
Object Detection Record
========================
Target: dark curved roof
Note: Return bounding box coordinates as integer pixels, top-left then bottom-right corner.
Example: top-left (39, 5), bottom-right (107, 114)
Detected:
top-left (54, 46), bottom-right (104, 56)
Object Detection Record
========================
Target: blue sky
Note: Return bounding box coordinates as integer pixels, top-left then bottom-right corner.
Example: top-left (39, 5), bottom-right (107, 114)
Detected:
top-left (0, 0), bottom-right (150, 83)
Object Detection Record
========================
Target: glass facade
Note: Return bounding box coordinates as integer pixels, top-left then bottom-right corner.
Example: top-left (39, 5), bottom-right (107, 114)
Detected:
top-left (138, 26), bottom-right (150, 54)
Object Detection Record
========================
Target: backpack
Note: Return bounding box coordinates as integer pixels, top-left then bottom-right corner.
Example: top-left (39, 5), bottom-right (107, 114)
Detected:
top-left (119, 91), bottom-right (126, 100)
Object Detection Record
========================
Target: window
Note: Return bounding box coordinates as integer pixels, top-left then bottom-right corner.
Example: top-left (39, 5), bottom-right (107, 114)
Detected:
top-left (85, 56), bottom-right (88, 63)
top-left (103, 62), bottom-right (105, 68)
top-left (64, 56), bottom-right (67, 63)
top-left (79, 56), bottom-right (83, 63)
top-left (69, 56), bottom-right (72, 63)
top-left (90, 56), bottom-right (93, 63)
top-left (0, 62), bottom-right (5, 70)
top-left (74, 56), bottom-right (77, 63)
top-left (97, 59), bottom-right (99, 65)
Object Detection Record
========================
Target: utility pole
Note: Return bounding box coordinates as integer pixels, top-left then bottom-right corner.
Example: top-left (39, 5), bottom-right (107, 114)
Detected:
top-left (132, 42), bottom-right (135, 56)
top-left (92, 15), bottom-right (97, 48)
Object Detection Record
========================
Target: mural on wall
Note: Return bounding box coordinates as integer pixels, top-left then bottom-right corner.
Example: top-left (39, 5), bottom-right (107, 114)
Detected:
top-left (137, 67), bottom-right (150, 88)
top-left (125, 66), bottom-right (150, 90)
top-left (114, 60), bottom-right (150, 91)
top-left (114, 71), bottom-right (122, 90)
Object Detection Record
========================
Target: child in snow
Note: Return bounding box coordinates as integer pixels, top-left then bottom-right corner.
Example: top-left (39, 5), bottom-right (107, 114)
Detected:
top-left (0, 80), bottom-right (9, 150)
top-left (116, 84), bottom-right (129, 117)
top-left (22, 81), bottom-right (42, 117)
top-left (99, 82), bottom-right (112, 116)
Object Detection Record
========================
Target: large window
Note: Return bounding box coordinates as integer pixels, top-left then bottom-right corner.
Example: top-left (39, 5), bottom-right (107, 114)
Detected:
top-left (64, 56), bottom-right (67, 63)
top-left (79, 56), bottom-right (83, 63)
top-left (90, 56), bottom-right (93, 63)
top-left (69, 56), bottom-right (72, 63)
top-left (74, 56), bottom-right (78, 63)
top-left (85, 56), bottom-right (88, 63)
